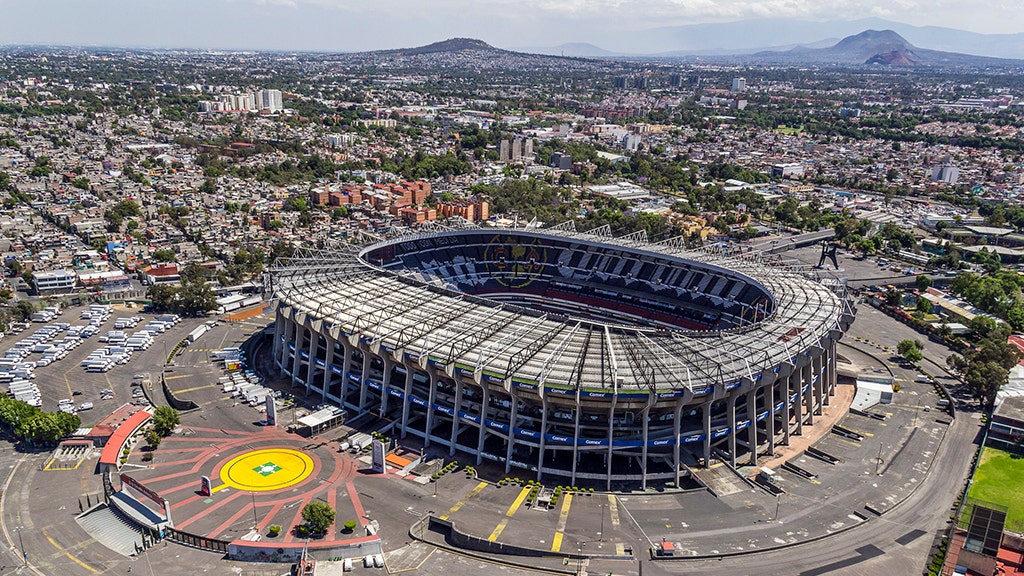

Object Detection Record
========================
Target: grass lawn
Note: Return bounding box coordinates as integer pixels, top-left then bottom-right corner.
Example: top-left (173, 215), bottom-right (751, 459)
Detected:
top-left (968, 446), bottom-right (1024, 530)
top-left (774, 125), bottom-right (804, 135)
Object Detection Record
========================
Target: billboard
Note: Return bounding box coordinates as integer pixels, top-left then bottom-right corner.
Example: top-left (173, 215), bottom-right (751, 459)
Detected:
top-left (265, 395), bottom-right (277, 427)
top-left (120, 473), bottom-right (165, 507)
top-left (371, 438), bottom-right (385, 473)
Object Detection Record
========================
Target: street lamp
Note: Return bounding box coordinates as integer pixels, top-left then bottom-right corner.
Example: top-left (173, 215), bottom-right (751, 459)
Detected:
top-left (250, 491), bottom-right (259, 530)
top-left (599, 503), bottom-right (604, 542)
top-left (13, 526), bottom-right (25, 565)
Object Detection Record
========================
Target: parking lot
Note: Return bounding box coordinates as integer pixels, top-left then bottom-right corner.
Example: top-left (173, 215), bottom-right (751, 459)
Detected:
top-left (0, 303), bottom-right (214, 425)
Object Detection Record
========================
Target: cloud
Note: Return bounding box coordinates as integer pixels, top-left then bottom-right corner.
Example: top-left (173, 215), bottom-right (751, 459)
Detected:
top-left (0, 0), bottom-right (1021, 51)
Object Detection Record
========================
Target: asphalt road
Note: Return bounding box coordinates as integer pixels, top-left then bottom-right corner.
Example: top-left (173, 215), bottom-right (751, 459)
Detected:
top-left (644, 407), bottom-right (980, 576)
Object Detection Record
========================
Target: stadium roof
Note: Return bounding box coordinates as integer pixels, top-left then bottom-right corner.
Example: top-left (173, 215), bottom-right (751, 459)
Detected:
top-left (270, 222), bottom-right (852, 394)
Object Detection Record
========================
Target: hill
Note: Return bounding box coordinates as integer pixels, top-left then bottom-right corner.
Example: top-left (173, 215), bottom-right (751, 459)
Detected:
top-left (747, 29), bottom-right (1021, 67)
top-left (608, 18), bottom-right (1024, 60)
top-left (394, 38), bottom-right (497, 56)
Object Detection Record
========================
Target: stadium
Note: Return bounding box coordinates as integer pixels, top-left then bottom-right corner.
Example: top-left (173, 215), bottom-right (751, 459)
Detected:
top-left (268, 223), bottom-right (855, 489)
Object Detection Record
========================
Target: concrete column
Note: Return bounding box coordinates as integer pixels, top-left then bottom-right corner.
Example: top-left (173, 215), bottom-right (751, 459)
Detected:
top-left (424, 371), bottom-right (437, 447)
top-left (341, 343), bottom-right (354, 409)
top-left (380, 358), bottom-right (393, 417)
top-left (702, 400), bottom-right (712, 468)
top-left (673, 401), bottom-right (683, 487)
top-left (323, 337), bottom-right (335, 402)
top-left (272, 313), bottom-right (284, 370)
top-left (640, 402), bottom-right (651, 491)
top-left (791, 370), bottom-right (801, 438)
top-left (449, 379), bottom-right (464, 456)
top-left (400, 368), bottom-right (414, 439)
top-left (476, 384), bottom-right (490, 466)
top-left (536, 394), bottom-right (548, 482)
top-left (605, 397), bottom-right (617, 492)
top-left (803, 360), bottom-right (814, 427)
top-left (289, 321), bottom-right (303, 385)
top-left (276, 316), bottom-right (288, 377)
top-left (767, 381), bottom-right (776, 454)
top-left (571, 400), bottom-right (581, 487)
top-left (504, 391), bottom-right (519, 474)
top-left (828, 341), bottom-right (838, 400)
top-left (747, 391), bottom-right (758, 466)
top-left (812, 353), bottom-right (823, 416)
top-left (727, 395), bottom-right (737, 468)
top-left (304, 333), bottom-right (319, 396)
top-left (357, 350), bottom-right (371, 413)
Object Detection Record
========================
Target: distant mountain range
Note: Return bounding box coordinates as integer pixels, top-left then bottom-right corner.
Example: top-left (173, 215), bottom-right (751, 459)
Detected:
top-left (373, 30), bottom-right (1022, 69)
top-left (745, 29), bottom-right (1022, 67)
top-left (514, 17), bottom-right (1024, 61)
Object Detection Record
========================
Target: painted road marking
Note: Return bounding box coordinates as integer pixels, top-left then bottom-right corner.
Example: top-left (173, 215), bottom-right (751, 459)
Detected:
top-left (488, 519), bottom-right (509, 541)
top-left (608, 494), bottom-right (620, 527)
top-left (174, 382), bottom-right (223, 394)
top-left (551, 493), bottom-right (573, 552)
top-left (45, 531), bottom-right (99, 573)
top-left (440, 481), bottom-right (488, 521)
top-left (506, 487), bottom-right (531, 516)
top-left (488, 487), bottom-right (531, 541)
top-left (616, 542), bottom-right (626, 556)
top-left (219, 448), bottom-right (315, 492)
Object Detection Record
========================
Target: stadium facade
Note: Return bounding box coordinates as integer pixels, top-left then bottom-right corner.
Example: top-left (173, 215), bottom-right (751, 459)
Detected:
top-left (269, 224), bottom-right (854, 489)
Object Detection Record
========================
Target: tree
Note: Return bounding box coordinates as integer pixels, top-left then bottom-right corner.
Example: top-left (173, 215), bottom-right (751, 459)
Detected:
top-left (916, 275), bottom-right (932, 292)
top-left (301, 500), bottom-right (336, 534)
top-left (884, 290), bottom-right (902, 307)
top-left (145, 429), bottom-right (162, 450)
top-left (151, 249), bottom-right (176, 263)
top-left (916, 297), bottom-right (932, 314)
top-left (176, 276), bottom-right (217, 316)
top-left (151, 406), bottom-right (180, 437)
top-left (104, 200), bottom-right (143, 232)
top-left (147, 284), bottom-right (177, 312)
top-left (897, 339), bottom-right (923, 363)
top-left (12, 300), bottom-right (35, 322)
top-left (969, 316), bottom-right (999, 339)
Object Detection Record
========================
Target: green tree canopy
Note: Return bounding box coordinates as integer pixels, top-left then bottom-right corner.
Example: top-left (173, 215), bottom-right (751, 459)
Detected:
top-left (897, 339), bottom-right (923, 362)
top-left (152, 406), bottom-right (180, 437)
top-left (151, 249), bottom-right (176, 263)
top-left (301, 500), bottom-right (336, 534)
top-left (947, 321), bottom-right (1019, 407)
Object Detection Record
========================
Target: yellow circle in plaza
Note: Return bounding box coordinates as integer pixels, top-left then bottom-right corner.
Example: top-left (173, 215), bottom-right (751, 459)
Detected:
top-left (220, 448), bottom-right (315, 492)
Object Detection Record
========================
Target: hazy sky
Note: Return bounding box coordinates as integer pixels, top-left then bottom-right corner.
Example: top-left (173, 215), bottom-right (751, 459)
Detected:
top-left (0, 0), bottom-right (1021, 52)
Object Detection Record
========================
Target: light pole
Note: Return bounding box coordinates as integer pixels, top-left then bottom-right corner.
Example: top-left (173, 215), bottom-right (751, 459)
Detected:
top-left (13, 526), bottom-right (25, 565)
top-left (874, 443), bottom-right (884, 475)
top-left (772, 493), bottom-right (781, 521)
top-left (599, 503), bottom-right (604, 542)
top-left (250, 491), bottom-right (259, 530)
